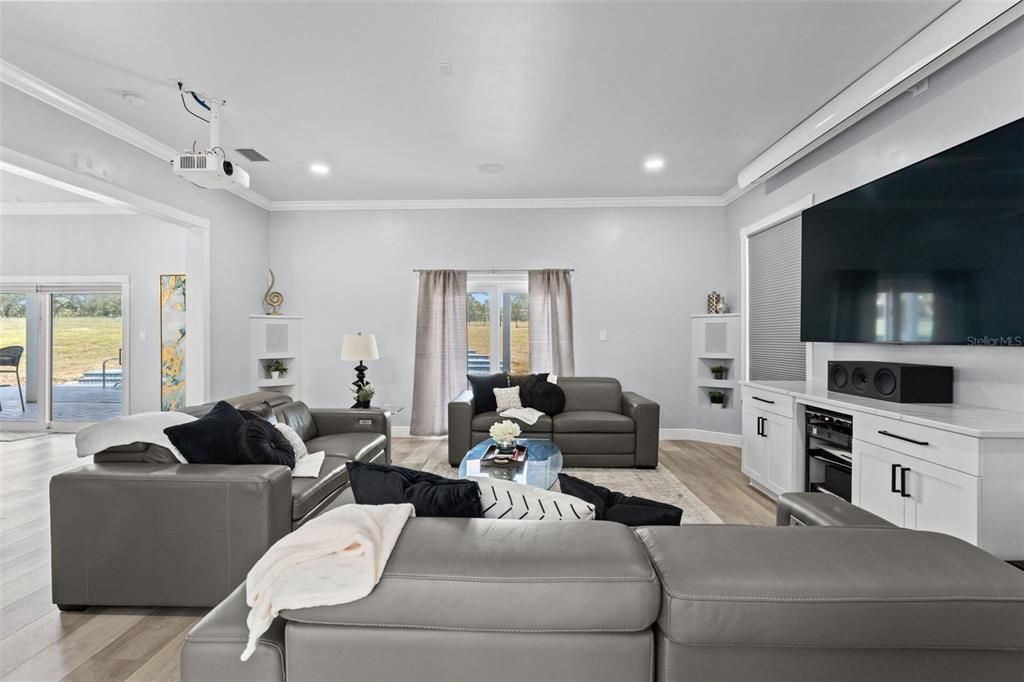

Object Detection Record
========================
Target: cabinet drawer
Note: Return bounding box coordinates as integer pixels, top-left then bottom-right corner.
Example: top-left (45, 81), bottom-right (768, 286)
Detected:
top-left (742, 386), bottom-right (793, 419)
top-left (854, 412), bottom-right (980, 476)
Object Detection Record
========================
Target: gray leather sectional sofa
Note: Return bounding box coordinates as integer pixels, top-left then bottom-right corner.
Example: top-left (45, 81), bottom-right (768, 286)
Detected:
top-left (448, 376), bottom-right (660, 467)
top-left (181, 492), bottom-right (1024, 681)
top-left (49, 391), bottom-right (390, 609)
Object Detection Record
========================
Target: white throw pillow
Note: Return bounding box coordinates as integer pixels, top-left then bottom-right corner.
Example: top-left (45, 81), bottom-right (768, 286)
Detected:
top-left (493, 386), bottom-right (523, 412)
top-left (470, 476), bottom-right (595, 522)
top-left (275, 422), bottom-right (309, 459)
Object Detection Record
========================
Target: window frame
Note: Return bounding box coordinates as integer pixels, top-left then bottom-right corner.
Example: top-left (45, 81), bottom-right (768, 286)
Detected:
top-left (467, 272), bottom-right (528, 375)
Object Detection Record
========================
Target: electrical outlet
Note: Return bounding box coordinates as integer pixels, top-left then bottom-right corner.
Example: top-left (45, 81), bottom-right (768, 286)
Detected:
top-left (599, 330), bottom-right (608, 341)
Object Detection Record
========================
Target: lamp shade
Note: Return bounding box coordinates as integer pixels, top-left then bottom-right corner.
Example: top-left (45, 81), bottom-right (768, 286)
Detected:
top-left (341, 333), bottom-right (379, 361)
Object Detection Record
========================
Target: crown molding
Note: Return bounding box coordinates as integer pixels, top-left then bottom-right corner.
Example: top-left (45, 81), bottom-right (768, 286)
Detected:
top-left (0, 59), bottom-right (272, 211)
top-left (269, 194), bottom-right (732, 212)
top-left (0, 201), bottom-right (134, 216)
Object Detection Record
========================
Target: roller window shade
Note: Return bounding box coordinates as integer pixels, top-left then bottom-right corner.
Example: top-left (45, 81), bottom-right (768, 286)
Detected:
top-left (748, 216), bottom-right (805, 381)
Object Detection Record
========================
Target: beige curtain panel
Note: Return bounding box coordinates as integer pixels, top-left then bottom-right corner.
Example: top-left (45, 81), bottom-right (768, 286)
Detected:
top-left (410, 269), bottom-right (468, 436)
top-left (528, 269), bottom-right (575, 376)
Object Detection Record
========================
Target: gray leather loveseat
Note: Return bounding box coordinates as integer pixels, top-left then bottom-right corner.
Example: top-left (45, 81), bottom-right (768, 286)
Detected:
top-left (181, 493), bottom-right (1024, 682)
top-left (49, 391), bottom-right (390, 609)
top-left (448, 376), bottom-right (659, 468)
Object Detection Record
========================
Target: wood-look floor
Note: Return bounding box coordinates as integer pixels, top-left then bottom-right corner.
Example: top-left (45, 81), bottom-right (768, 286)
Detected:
top-left (0, 434), bottom-right (772, 681)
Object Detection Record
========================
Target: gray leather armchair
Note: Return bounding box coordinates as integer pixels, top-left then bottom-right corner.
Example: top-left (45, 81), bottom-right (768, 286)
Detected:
top-left (50, 391), bottom-right (391, 609)
top-left (448, 377), bottom-right (660, 468)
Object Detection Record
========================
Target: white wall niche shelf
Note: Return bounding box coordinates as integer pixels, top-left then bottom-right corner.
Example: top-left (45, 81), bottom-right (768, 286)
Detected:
top-left (691, 314), bottom-right (741, 414)
top-left (251, 315), bottom-right (303, 400)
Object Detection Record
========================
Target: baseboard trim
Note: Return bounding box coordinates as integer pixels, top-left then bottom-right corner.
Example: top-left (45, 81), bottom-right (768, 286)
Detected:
top-left (391, 426), bottom-right (412, 438)
top-left (659, 428), bottom-right (742, 447)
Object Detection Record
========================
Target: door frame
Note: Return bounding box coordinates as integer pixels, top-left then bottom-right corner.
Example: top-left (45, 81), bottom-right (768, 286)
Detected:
top-left (0, 146), bottom-right (211, 417)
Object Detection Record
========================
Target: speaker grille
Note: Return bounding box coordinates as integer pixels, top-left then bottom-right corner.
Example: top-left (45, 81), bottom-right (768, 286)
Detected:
top-left (874, 368), bottom-right (897, 396)
top-left (851, 367), bottom-right (869, 393)
top-left (829, 364), bottom-right (848, 389)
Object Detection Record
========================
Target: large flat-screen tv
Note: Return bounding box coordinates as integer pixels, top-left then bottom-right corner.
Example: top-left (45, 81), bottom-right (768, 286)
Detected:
top-left (801, 117), bottom-right (1024, 345)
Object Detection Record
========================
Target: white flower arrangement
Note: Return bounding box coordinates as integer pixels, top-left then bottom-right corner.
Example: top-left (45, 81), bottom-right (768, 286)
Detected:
top-left (489, 419), bottom-right (521, 446)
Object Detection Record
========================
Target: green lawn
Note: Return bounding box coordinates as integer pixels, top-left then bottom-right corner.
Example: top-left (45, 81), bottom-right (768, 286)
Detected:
top-left (468, 322), bottom-right (529, 374)
top-left (0, 316), bottom-right (122, 385)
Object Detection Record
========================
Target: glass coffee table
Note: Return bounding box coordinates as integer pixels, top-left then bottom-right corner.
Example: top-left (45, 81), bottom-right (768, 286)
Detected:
top-left (458, 438), bottom-right (563, 490)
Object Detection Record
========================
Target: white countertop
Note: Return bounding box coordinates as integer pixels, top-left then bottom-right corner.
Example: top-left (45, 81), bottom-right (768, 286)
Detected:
top-left (742, 380), bottom-right (1024, 439)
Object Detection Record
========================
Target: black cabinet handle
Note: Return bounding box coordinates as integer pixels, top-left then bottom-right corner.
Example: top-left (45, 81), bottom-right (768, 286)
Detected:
top-left (761, 417), bottom-right (767, 438)
top-left (890, 463), bottom-right (901, 494)
top-left (878, 430), bottom-right (929, 447)
top-left (752, 396), bottom-right (776, 405)
top-left (755, 416), bottom-right (763, 437)
top-left (900, 467), bottom-right (911, 498)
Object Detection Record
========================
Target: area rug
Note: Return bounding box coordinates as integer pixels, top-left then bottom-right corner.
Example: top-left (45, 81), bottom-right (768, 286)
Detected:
top-left (0, 431), bottom-right (49, 442)
top-left (419, 458), bottom-right (722, 525)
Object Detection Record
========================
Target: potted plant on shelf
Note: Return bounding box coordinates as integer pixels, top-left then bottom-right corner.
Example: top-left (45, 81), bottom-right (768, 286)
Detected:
top-left (708, 390), bottom-right (726, 409)
top-left (267, 360), bottom-right (288, 380)
top-left (710, 365), bottom-right (728, 381)
top-left (351, 382), bottom-right (376, 409)
top-left (489, 420), bottom-right (522, 454)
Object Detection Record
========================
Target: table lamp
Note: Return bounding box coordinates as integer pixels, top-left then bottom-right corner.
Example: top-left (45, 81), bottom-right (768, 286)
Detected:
top-left (340, 333), bottom-right (379, 405)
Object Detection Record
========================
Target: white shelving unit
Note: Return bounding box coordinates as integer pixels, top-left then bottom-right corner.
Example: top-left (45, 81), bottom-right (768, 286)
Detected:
top-left (690, 313), bottom-right (741, 411)
top-left (250, 315), bottom-right (302, 400)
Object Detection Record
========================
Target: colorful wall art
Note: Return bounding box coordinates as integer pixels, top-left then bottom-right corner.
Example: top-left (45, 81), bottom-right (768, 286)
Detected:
top-left (160, 274), bottom-right (186, 411)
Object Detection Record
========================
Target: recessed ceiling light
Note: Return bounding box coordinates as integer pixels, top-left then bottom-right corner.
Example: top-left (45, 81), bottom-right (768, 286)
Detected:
top-left (309, 162), bottom-right (330, 176)
top-left (643, 155), bottom-right (666, 174)
top-left (478, 163), bottom-right (505, 174)
top-left (121, 92), bottom-right (148, 108)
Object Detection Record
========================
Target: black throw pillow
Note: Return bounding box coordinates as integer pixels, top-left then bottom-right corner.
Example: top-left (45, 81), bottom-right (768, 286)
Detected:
top-left (467, 373), bottom-right (509, 414)
top-left (557, 473), bottom-right (682, 526)
top-left (164, 400), bottom-right (247, 465)
top-left (237, 419), bottom-right (295, 468)
top-left (346, 461), bottom-right (483, 518)
top-left (508, 373), bottom-right (550, 409)
top-left (532, 381), bottom-right (566, 416)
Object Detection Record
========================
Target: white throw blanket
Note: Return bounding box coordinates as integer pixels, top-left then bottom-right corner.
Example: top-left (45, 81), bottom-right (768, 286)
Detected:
top-left (500, 406), bottom-right (546, 426)
top-left (242, 503), bottom-right (415, 661)
top-left (75, 411), bottom-right (196, 462)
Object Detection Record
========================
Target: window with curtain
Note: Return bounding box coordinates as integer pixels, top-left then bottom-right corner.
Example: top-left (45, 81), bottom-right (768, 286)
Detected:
top-left (747, 216), bottom-right (805, 381)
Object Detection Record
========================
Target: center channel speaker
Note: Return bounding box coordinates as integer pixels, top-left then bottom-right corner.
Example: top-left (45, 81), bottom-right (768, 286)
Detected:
top-left (827, 361), bottom-right (953, 403)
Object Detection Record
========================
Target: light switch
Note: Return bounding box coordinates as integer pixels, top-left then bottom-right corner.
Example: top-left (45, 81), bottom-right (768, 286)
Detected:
top-left (139, 330), bottom-right (147, 341)
top-left (599, 330), bottom-right (608, 341)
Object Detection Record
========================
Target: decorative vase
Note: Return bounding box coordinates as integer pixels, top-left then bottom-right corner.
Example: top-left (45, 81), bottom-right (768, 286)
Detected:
top-left (496, 439), bottom-right (516, 454)
top-left (712, 370), bottom-right (725, 380)
top-left (356, 400), bottom-right (370, 409)
top-left (711, 402), bottom-right (724, 410)
top-left (271, 371), bottom-right (280, 380)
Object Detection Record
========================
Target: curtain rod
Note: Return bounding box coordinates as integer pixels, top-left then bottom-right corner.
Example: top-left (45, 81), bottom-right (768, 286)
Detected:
top-left (412, 268), bottom-right (574, 273)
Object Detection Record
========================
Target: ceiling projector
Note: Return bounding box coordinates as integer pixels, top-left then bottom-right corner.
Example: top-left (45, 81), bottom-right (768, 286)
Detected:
top-left (172, 152), bottom-right (250, 190)
top-left (171, 84), bottom-right (250, 190)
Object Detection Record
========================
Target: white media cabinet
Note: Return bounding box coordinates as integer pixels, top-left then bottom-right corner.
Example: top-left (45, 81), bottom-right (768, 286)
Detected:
top-left (740, 380), bottom-right (1024, 561)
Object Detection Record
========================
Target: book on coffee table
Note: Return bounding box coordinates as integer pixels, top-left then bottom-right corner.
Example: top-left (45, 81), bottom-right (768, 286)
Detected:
top-left (480, 444), bottom-right (528, 466)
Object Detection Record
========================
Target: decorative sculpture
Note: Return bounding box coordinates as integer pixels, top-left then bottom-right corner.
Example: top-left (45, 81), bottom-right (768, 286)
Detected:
top-left (263, 269), bottom-right (284, 315)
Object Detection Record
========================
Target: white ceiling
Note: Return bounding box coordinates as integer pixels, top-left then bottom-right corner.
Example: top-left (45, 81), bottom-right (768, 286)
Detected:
top-left (0, 1), bottom-right (955, 202)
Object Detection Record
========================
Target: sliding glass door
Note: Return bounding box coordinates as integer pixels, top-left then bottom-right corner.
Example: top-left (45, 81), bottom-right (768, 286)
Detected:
top-left (0, 282), bottom-right (127, 430)
top-left (467, 274), bottom-right (529, 375)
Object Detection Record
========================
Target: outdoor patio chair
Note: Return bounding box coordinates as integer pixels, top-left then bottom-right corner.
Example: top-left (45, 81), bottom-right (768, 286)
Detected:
top-left (0, 346), bottom-right (25, 411)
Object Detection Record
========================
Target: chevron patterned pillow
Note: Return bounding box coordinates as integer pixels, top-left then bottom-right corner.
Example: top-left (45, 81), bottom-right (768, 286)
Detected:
top-left (470, 476), bottom-right (595, 521)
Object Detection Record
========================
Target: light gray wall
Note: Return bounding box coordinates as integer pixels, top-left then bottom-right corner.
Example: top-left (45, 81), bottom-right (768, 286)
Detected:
top-left (268, 206), bottom-right (734, 432)
top-left (0, 84), bottom-right (270, 400)
top-left (725, 18), bottom-right (1024, 413)
top-left (0, 214), bottom-right (186, 413)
